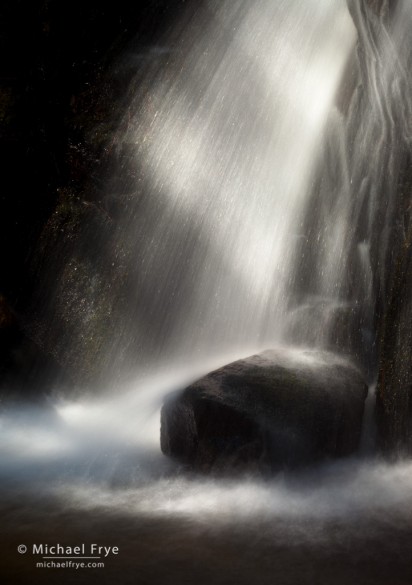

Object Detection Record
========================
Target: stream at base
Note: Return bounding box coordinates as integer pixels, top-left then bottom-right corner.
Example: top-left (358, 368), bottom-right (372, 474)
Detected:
top-left (2, 456), bottom-right (412, 584)
top-left (1, 359), bottom-right (412, 584)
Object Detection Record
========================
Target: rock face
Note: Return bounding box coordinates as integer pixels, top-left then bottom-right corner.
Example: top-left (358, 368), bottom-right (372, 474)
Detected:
top-left (161, 349), bottom-right (368, 472)
top-left (0, 295), bottom-right (68, 400)
top-left (376, 227), bottom-right (412, 455)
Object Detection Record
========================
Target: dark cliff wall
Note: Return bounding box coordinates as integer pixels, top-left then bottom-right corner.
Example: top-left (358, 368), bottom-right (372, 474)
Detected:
top-left (0, 0), bottom-right (187, 307)
top-left (20, 1), bottom-right (206, 388)
top-left (0, 0), bottom-right (190, 393)
top-left (376, 193), bottom-right (412, 454)
top-left (350, 0), bottom-right (412, 455)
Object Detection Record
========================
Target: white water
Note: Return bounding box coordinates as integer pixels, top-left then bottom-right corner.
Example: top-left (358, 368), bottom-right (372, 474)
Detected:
top-left (2, 392), bottom-right (412, 527)
top-left (87, 0), bottom-right (356, 378)
top-left (28, 1), bottom-right (359, 385)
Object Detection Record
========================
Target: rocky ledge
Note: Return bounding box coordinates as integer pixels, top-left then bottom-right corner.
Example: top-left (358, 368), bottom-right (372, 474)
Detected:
top-left (161, 349), bottom-right (368, 472)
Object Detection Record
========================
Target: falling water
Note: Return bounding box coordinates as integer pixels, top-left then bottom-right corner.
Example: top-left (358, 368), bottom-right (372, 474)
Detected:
top-left (28, 0), bottom-right (357, 384)
top-left (287, 0), bottom-right (412, 367)
top-left (108, 0), bottom-right (356, 373)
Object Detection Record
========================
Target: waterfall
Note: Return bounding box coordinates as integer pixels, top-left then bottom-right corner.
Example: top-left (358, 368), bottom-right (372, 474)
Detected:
top-left (108, 0), bottom-right (356, 373)
top-left (29, 0), bottom-right (356, 386)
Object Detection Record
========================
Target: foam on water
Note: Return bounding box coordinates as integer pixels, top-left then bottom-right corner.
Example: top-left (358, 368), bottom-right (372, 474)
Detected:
top-left (2, 386), bottom-right (412, 537)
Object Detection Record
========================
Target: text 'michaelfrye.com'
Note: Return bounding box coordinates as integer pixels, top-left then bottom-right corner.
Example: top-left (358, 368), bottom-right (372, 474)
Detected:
top-left (17, 543), bottom-right (119, 570)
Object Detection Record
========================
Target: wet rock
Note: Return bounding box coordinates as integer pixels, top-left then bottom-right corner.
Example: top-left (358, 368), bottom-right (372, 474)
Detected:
top-left (161, 349), bottom-right (368, 472)
top-left (376, 226), bottom-right (412, 455)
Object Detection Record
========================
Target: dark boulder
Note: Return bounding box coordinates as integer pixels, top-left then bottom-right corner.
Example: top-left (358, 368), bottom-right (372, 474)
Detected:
top-left (161, 349), bottom-right (368, 472)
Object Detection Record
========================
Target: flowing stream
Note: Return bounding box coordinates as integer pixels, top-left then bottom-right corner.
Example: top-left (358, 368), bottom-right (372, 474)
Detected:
top-left (2, 1), bottom-right (412, 583)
